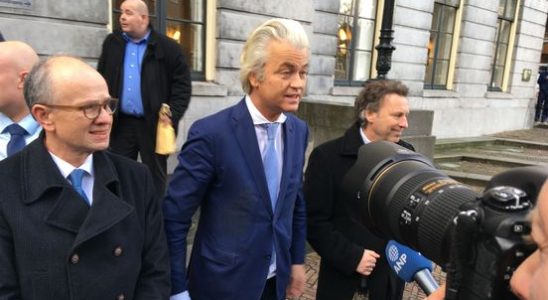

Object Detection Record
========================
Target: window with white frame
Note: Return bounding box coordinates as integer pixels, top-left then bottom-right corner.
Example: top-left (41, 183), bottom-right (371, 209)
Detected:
top-left (335, 0), bottom-right (378, 86)
top-left (425, 0), bottom-right (460, 89)
top-left (489, 0), bottom-right (518, 91)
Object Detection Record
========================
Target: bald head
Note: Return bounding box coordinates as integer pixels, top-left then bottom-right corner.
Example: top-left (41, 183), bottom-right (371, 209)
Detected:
top-left (0, 41), bottom-right (39, 72)
top-left (25, 56), bottom-right (106, 107)
top-left (123, 0), bottom-right (149, 15)
top-left (0, 41), bottom-right (38, 120)
top-left (120, 0), bottom-right (150, 39)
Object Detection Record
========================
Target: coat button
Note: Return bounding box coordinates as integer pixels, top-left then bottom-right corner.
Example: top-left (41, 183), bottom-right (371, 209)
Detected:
top-left (113, 246), bottom-right (123, 257)
top-left (70, 253), bottom-right (79, 264)
top-left (116, 293), bottom-right (125, 300)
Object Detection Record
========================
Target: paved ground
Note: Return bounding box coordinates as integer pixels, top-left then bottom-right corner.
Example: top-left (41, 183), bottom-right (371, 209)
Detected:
top-left (492, 125), bottom-right (548, 143)
top-left (297, 126), bottom-right (547, 300)
top-left (297, 252), bottom-right (445, 300)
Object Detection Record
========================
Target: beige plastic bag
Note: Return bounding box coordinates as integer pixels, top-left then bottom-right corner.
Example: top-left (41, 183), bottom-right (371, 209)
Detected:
top-left (155, 104), bottom-right (177, 154)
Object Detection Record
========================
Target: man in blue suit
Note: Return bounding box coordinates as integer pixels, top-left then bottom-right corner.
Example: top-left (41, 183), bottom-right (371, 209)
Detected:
top-left (163, 18), bottom-right (310, 300)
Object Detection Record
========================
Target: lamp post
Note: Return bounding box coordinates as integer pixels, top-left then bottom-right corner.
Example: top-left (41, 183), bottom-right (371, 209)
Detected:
top-left (375, 0), bottom-right (396, 79)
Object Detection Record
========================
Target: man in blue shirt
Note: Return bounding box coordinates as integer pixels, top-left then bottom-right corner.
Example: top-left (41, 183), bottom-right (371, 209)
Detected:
top-left (0, 41), bottom-right (41, 160)
top-left (98, 0), bottom-right (192, 193)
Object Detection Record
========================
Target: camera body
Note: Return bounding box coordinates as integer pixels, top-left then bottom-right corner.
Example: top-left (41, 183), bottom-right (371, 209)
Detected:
top-left (342, 141), bottom-right (547, 300)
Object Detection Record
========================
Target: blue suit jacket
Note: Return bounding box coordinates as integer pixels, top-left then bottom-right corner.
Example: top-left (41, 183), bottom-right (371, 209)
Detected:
top-left (163, 99), bottom-right (308, 300)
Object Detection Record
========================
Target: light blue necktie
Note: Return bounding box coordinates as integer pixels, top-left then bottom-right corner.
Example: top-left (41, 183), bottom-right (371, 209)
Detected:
top-left (69, 169), bottom-right (90, 205)
top-left (262, 123), bottom-right (280, 211)
top-left (262, 123), bottom-right (281, 273)
top-left (3, 123), bottom-right (27, 157)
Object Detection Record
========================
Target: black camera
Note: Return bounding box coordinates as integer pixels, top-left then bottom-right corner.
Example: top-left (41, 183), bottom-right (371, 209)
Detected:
top-left (342, 141), bottom-right (548, 300)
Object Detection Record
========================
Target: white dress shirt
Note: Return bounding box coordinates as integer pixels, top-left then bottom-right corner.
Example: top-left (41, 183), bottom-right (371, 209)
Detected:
top-left (49, 153), bottom-right (95, 205)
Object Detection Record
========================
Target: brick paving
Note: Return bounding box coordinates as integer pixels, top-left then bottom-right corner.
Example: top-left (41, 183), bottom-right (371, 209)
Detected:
top-left (297, 251), bottom-right (445, 300)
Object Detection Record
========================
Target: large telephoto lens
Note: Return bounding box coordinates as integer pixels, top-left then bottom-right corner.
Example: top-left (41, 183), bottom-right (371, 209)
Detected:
top-left (342, 141), bottom-right (478, 264)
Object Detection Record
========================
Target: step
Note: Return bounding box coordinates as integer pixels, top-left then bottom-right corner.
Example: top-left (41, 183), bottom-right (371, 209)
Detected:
top-left (435, 138), bottom-right (548, 164)
top-left (435, 154), bottom-right (546, 174)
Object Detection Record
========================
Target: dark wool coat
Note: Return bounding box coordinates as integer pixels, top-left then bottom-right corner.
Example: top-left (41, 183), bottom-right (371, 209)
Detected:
top-left (304, 122), bottom-right (414, 300)
top-left (0, 137), bottom-right (170, 300)
top-left (97, 27), bottom-right (192, 139)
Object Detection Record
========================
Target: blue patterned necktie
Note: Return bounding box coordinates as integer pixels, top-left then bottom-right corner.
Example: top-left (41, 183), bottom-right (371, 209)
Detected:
top-left (69, 169), bottom-right (90, 205)
top-left (262, 123), bottom-right (280, 211)
top-left (4, 123), bottom-right (27, 157)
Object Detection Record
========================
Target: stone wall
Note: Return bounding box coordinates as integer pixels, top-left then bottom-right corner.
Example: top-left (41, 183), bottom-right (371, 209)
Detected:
top-left (409, 0), bottom-right (548, 138)
top-left (0, 1), bottom-right (107, 60)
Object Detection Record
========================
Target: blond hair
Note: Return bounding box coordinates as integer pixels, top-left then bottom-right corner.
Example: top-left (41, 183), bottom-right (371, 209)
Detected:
top-left (240, 18), bottom-right (309, 94)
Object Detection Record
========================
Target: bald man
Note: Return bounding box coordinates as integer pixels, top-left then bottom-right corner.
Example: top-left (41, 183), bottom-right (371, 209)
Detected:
top-left (0, 55), bottom-right (170, 299)
top-left (0, 41), bottom-right (41, 160)
top-left (98, 0), bottom-right (192, 194)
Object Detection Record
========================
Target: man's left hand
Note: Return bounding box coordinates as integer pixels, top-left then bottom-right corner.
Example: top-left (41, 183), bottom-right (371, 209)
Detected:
top-left (159, 113), bottom-right (173, 126)
top-left (286, 264), bottom-right (306, 299)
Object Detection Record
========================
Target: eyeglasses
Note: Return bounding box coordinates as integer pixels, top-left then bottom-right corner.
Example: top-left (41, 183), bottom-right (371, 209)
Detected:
top-left (42, 98), bottom-right (118, 120)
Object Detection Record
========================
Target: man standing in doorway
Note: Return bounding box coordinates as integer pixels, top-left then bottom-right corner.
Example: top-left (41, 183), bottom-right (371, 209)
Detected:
top-left (98, 0), bottom-right (192, 193)
top-left (536, 66), bottom-right (548, 124)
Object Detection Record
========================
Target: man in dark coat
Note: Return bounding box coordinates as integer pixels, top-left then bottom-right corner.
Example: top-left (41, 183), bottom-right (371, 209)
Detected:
top-left (0, 56), bottom-right (170, 299)
top-left (304, 80), bottom-right (413, 300)
top-left (536, 67), bottom-right (548, 123)
top-left (97, 0), bottom-right (192, 193)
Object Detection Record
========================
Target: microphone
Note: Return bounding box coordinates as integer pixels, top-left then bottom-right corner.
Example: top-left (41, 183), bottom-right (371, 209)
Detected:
top-left (385, 240), bottom-right (439, 295)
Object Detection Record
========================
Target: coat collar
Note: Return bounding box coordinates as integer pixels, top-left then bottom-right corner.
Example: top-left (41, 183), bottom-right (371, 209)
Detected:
top-left (114, 27), bottom-right (164, 60)
top-left (338, 121), bottom-right (415, 155)
top-left (21, 137), bottom-right (133, 247)
top-left (339, 122), bottom-right (364, 157)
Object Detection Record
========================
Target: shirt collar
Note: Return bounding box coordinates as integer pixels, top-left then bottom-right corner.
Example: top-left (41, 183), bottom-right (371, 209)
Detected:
top-left (49, 152), bottom-right (94, 179)
top-left (122, 29), bottom-right (151, 44)
top-left (244, 95), bottom-right (287, 125)
top-left (0, 113), bottom-right (41, 135)
top-left (359, 126), bottom-right (372, 144)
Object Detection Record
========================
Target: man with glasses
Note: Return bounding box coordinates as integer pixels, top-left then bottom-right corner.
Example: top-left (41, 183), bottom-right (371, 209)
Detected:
top-left (0, 41), bottom-right (41, 160)
top-left (0, 56), bottom-right (170, 299)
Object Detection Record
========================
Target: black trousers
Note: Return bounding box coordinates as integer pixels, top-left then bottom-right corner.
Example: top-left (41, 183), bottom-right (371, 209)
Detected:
top-left (110, 114), bottom-right (167, 194)
top-left (261, 277), bottom-right (278, 300)
top-left (535, 91), bottom-right (548, 122)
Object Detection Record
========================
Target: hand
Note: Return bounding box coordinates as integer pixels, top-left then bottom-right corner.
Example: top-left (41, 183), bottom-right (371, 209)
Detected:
top-left (159, 113), bottom-right (173, 126)
top-left (424, 284), bottom-right (445, 300)
top-left (285, 264), bottom-right (305, 299)
top-left (356, 249), bottom-right (380, 276)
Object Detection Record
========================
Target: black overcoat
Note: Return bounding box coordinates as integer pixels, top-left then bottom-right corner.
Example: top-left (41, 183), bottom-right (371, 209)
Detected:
top-left (304, 122), bottom-right (414, 300)
top-left (0, 137), bottom-right (170, 299)
top-left (97, 27), bottom-right (192, 139)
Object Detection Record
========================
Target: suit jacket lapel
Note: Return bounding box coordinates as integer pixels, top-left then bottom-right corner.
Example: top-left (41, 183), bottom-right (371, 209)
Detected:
top-left (275, 118), bottom-right (295, 214)
top-left (231, 99), bottom-right (274, 215)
